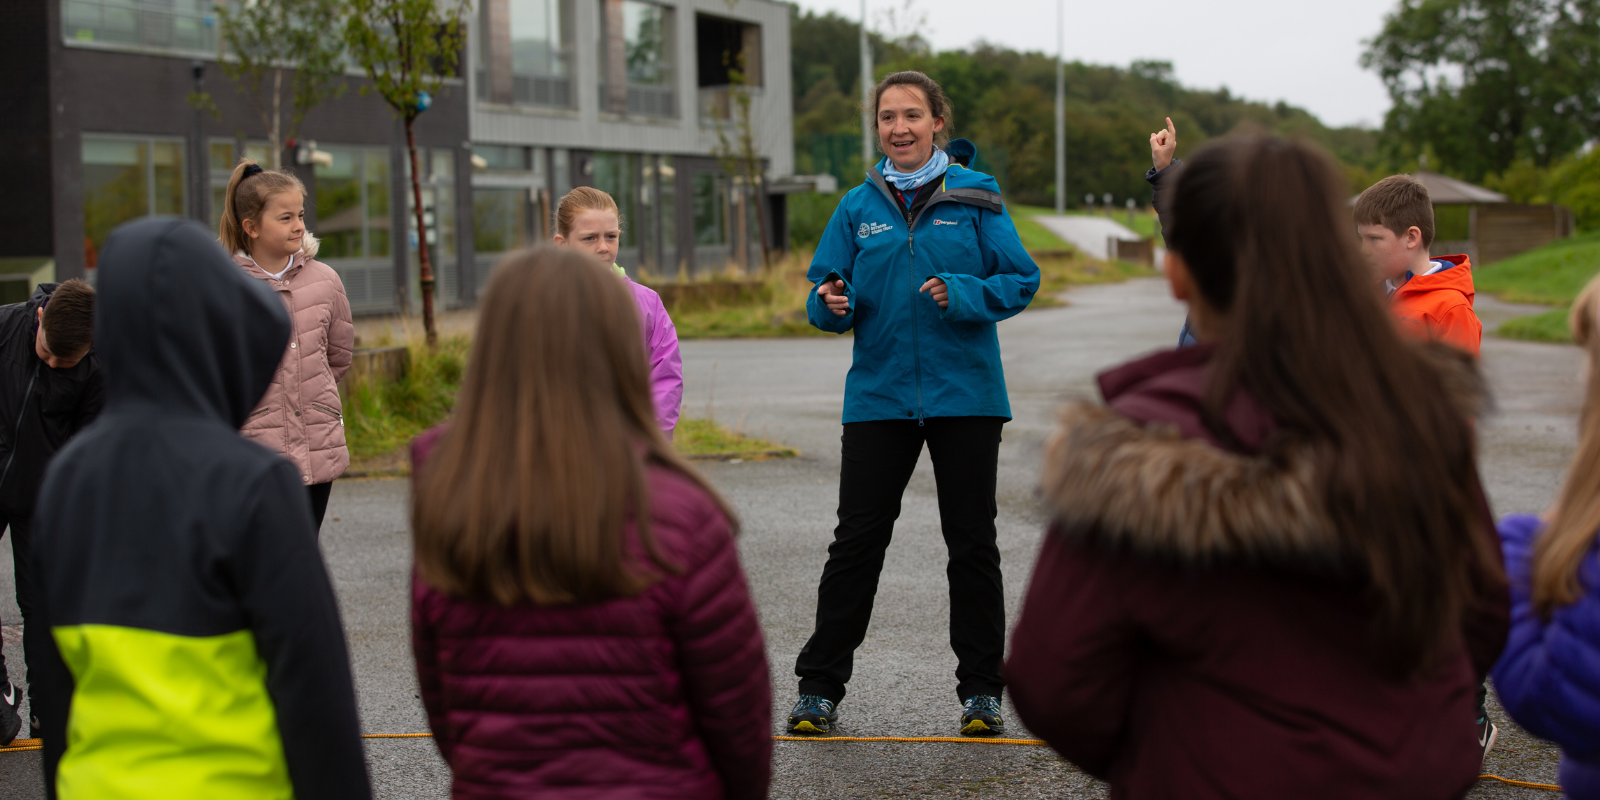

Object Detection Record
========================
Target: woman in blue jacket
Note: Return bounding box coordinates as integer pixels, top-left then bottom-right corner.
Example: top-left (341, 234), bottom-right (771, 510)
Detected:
top-left (788, 71), bottom-right (1039, 737)
top-left (1492, 274), bottom-right (1600, 799)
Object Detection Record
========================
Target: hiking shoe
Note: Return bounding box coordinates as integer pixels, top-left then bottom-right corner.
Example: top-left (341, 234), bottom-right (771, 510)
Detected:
top-left (960, 694), bottom-right (1005, 736)
top-left (1, 681), bottom-right (21, 746)
top-left (787, 694), bottom-right (838, 735)
top-left (1479, 716), bottom-right (1499, 766)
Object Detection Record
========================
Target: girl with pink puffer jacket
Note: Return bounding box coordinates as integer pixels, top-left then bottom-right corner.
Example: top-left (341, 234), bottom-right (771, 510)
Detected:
top-left (219, 160), bottom-right (355, 531)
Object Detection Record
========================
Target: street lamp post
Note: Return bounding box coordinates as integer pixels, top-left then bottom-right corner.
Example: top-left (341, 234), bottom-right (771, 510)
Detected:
top-left (860, 0), bottom-right (874, 173)
top-left (191, 60), bottom-right (206, 224)
top-left (1054, 0), bottom-right (1064, 215)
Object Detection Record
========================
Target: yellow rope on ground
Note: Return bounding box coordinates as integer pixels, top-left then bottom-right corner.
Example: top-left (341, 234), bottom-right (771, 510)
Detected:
top-left (1478, 773), bottom-right (1564, 791)
top-left (774, 734), bottom-right (1049, 745)
top-left (0, 733), bottom-right (1568, 792)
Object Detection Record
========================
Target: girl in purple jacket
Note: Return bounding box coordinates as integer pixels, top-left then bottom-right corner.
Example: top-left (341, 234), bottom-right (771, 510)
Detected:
top-left (554, 187), bottom-right (683, 438)
top-left (409, 245), bottom-right (771, 800)
top-left (1492, 274), bottom-right (1600, 800)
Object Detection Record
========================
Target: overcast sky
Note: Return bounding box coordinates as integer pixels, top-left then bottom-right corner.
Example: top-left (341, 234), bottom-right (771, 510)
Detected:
top-left (790, 0), bottom-right (1401, 129)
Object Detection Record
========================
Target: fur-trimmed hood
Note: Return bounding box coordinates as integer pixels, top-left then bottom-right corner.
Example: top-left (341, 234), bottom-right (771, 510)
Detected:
top-left (1041, 342), bottom-right (1487, 571)
top-left (1042, 401), bottom-right (1347, 570)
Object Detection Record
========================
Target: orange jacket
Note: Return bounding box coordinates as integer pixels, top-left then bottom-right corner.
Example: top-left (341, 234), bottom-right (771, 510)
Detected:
top-left (1388, 254), bottom-right (1482, 357)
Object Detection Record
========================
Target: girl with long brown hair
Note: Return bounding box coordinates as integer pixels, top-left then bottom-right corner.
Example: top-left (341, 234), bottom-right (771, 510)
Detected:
top-left (1491, 274), bottom-right (1600, 800)
top-left (409, 245), bottom-right (770, 799)
top-left (1006, 135), bottom-right (1507, 799)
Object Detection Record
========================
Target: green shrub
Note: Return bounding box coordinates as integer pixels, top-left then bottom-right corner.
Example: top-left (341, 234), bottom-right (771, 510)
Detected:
top-left (343, 337), bottom-right (468, 461)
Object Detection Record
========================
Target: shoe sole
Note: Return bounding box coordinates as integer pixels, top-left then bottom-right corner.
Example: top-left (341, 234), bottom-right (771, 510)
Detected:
top-left (960, 719), bottom-right (1003, 736)
top-left (1481, 723), bottom-right (1499, 764)
top-left (789, 719), bottom-right (831, 735)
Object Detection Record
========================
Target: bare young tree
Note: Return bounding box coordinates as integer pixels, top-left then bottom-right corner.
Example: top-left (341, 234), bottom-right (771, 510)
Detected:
top-left (712, 52), bottom-right (771, 272)
top-left (213, 0), bottom-right (349, 169)
top-left (344, 0), bottom-right (468, 347)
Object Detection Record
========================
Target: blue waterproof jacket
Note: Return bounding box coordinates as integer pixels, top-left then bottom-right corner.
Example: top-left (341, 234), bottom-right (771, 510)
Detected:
top-left (807, 140), bottom-right (1039, 423)
top-left (1492, 515), bottom-right (1600, 799)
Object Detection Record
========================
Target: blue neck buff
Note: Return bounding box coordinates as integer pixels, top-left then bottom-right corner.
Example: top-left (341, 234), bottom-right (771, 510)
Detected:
top-left (882, 147), bottom-right (949, 191)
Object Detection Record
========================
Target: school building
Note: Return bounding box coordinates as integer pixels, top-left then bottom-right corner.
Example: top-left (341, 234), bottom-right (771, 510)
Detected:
top-left (0, 0), bottom-right (793, 314)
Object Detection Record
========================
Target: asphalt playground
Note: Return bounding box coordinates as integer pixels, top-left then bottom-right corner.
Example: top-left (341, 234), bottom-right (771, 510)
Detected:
top-left (0, 277), bottom-right (1579, 798)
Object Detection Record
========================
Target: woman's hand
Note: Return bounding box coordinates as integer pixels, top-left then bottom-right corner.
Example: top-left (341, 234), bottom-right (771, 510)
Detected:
top-left (818, 279), bottom-right (851, 316)
top-left (1150, 117), bottom-right (1177, 172)
top-left (920, 277), bottom-right (948, 308)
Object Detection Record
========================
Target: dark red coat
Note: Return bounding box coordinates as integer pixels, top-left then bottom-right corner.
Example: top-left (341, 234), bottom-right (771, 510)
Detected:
top-left (1007, 345), bottom-right (1508, 800)
top-left (410, 428), bottom-right (772, 799)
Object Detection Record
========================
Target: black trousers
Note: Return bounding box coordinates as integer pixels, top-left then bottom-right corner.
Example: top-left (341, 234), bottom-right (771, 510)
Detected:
top-left (0, 511), bottom-right (38, 702)
top-left (796, 417), bottom-right (1006, 705)
top-left (309, 481), bottom-right (333, 533)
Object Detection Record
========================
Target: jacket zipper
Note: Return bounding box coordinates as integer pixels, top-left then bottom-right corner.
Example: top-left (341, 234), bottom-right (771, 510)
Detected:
top-left (0, 365), bottom-right (39, 493)
top-left (311, 403), bottom-right (343, 424)
top-left (870, 172), bottom-right (967, 426)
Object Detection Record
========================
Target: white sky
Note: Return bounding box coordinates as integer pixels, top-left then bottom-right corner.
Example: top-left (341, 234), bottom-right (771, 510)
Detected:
top-left (791, 0), bottom-right (1400, 129)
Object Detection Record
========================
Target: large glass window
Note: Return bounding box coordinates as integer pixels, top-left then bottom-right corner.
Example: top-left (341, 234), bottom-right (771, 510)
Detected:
top-left (407, 149), bottom-right (458, 306)
top-left (315, 146), bottom-right (395, 313)
top-left (316, 146), bottom-right (391, 261)
top-left (601, 0), bottom-right (675, 117)
top-left (82, 136), bottom-right (186, 270)
top-left (479, 0), bottom-right (573, 107)
top-left (64, 0), bottom-right (219, 54)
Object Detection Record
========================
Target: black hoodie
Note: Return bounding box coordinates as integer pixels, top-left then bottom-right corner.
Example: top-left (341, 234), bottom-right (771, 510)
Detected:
top-left (30, 218), bottom-right (371, 800)
top-left (0, 283), bottom-right (102, 514)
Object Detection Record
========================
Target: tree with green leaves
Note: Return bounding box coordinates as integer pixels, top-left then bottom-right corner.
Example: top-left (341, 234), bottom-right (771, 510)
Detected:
top-left (344, 0), bottom-right (468, 347)
top-left (1362, 0), bottom-right (1600, 182)
top-left (213, 0), bottom-right (349, 169)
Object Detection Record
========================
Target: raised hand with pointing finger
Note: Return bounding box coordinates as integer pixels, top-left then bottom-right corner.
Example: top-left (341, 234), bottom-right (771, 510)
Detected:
top-left (1150, 116), bottom-right (1177, 172)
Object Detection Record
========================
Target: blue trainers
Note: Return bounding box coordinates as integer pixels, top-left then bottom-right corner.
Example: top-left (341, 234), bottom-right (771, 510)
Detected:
top-left (787, 694), bottom-right (838, 734)
top-left (960, 694), bottom-right (1005, 736)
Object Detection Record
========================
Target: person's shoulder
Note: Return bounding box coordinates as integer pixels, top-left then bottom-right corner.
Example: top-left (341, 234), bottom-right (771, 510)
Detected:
top-left (627, 277), bottom-right (665, 306)
top-left (299, 258), bottom-right (347, 289)
top-left (647, 464), bottom-right (729, 536)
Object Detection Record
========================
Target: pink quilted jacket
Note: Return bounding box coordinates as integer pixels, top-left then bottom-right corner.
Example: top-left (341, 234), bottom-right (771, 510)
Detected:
top-left (234, 252), bottom-right (355, 485)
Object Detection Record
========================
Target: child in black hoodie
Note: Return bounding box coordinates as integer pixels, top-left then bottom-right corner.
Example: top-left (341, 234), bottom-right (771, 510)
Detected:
top-left (29, 218), bottom-right (370, 800)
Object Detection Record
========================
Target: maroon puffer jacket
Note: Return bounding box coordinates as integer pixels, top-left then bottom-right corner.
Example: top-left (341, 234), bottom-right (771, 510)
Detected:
top-left (410, 428), bottom-right (772, 800)
top-left (1007, 344), bottom-right (1508, 800)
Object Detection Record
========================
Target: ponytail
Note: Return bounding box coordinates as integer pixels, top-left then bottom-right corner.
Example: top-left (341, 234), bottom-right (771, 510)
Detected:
top-left (218, 159), bottom-right (319, 258)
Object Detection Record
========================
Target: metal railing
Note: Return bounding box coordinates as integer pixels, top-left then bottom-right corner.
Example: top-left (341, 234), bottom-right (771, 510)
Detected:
top-left (476, 70), bottom-right (575, 109)
top-left (63, 0), bottom-right (219, 53)
top-left (601, 83), bottom-right (676, 118)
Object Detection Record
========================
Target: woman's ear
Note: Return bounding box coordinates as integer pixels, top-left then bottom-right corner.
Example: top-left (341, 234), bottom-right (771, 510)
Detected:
top-left (1164, 250), bottom-right (1194, 302)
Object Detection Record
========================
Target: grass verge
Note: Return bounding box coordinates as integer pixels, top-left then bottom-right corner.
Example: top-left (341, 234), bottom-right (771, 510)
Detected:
top-left (1029, 251), bottom-right (1160, 309)
top-left (675, 417), bottom-right (797, 460)
top-left (342, 337), bottom-right (795, 474)
top-left (1474, 232), bottom-right (1600, 305)
top-left (1473, 231), bottom-right (1600, 341)
top-left (650, 253), bottom-right (834, 340)
top-left (1498, 307), bottom-right (1573, 343)
top-left (1012, 204), bottom-right (1165, 245)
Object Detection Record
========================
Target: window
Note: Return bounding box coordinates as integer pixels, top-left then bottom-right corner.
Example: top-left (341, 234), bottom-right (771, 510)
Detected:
top-left (82, 136), bottom-right (186, 270)
top-left (479, 0), bottom-right (573, 107)
top-left (601, 0), bottom-right (675, 117)
top-left (695, 15), bottom-right (761, 124)
top-left (64, 0), bottom-right (219, 54)
top-left (315, 146), bottom-right (395, 312)
top-left (406, 149), bottom-right (459, 305)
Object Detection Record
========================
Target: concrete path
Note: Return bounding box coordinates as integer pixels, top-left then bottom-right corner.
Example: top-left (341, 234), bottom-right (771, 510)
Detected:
top-left (1032, 215), bottom-right (1142, 260)
top-left (0, 280), bottom-right (1577, 798)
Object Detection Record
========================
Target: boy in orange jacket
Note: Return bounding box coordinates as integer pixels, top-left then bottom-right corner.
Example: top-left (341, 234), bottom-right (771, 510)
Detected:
top-left (1355, 175), bottom-right (1482, 356)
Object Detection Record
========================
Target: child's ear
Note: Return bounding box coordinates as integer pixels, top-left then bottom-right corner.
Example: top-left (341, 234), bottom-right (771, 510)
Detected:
top-left (1407, 226), bottom-right (1425, 250)
top-left (1164, 250), bottom-right (1194, 302)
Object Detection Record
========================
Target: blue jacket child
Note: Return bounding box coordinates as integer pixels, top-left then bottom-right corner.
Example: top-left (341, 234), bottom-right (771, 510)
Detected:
top-left (1492, 514), bottom-right (1600, 799)
top-left (807, 139), bottom-right (1040, 423)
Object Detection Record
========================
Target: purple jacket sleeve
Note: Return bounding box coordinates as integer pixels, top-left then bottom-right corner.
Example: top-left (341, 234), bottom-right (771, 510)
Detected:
top-left (665, 504), bottom-right (772, 800)
top-left (631, 282), bottom-right (683, 437)
top-left (1491, 514), bottom-right (1600, 762)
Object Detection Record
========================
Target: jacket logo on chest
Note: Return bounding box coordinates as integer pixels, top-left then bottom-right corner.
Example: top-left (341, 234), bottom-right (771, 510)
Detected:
top-left (933, 219), bottom-right (958, 226)
top-left (858, 222), bottom-right (895, 238)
